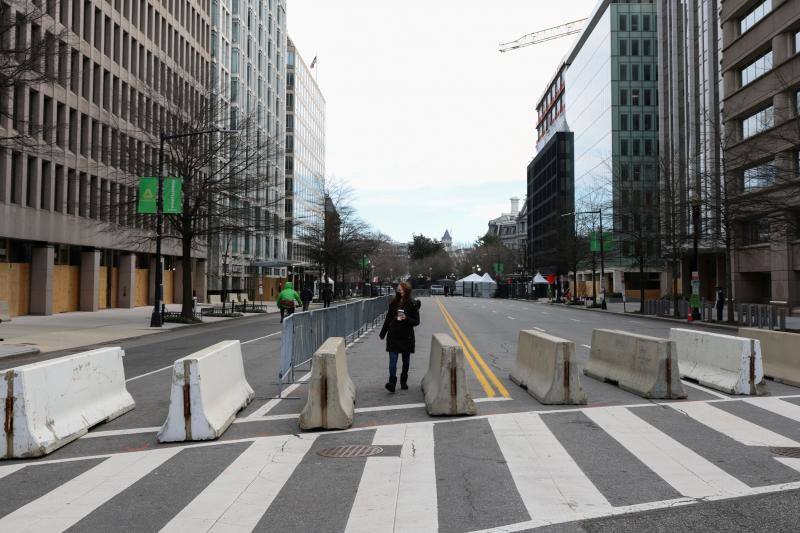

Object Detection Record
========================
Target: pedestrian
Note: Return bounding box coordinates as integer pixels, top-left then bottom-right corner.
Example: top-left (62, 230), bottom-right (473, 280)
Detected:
top-left (379, 281), bottom-right (421, 393)
top-left (444, 285), bottom-right (449, 297)
top-left (300, 285), bottom-right (313, 312)
top-left (276, 281), bottom-right (302, 323)
top-left (322, 284), bottom-right (333, 308)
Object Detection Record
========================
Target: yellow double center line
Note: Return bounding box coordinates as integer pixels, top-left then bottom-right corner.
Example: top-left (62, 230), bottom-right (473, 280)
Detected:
top-left (435, 297), bottom-right (510, 399)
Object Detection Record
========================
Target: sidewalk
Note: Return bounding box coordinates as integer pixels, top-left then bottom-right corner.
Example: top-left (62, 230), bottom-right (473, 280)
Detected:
top-left (0, 303), bottom-right (278, 357)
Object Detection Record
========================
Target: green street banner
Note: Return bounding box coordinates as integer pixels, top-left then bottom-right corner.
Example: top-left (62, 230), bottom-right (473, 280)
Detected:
top-left (589, 232), bottom-right (613, 252)
top-left (163, 177), bottom-right (183, 214)
top-left (493, 262), bottom-right (504, 274)
top-left (137, 177), bottom-right (183, 214)
top-left (137, 177), bottom-right (158, 214)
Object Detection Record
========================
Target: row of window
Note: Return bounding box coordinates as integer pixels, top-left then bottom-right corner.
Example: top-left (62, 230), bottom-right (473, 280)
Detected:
top-left (620, 162), bottom-right (657, 182)
top-left (619, 39), bottom-right (657, 58)
top-left (619, 62), bottom-right (657, 82)
top-left (740, 0), bottom-right (771, 36)
top-left (619, 88), bottom-right (657, 106)
top-left (620, 137), bottom-right (658, 157)
top-left (740, 50), bottom-right (772, 87)
top-left (620, 113), bottom-right (658, 132)
top-left (618, 13), bottom-right (654, 33)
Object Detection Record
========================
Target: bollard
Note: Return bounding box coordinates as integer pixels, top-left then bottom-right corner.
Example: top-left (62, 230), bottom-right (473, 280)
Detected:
top-left (779, 308), bottom-right (787, 331)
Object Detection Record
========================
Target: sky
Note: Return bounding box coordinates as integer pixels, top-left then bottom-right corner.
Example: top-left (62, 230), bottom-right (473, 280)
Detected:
top-left (287, 0), bottom-right (598, 245)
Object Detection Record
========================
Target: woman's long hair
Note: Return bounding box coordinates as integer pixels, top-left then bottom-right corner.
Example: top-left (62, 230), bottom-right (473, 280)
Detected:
top-left (392, 281), bottom-right (413, 307)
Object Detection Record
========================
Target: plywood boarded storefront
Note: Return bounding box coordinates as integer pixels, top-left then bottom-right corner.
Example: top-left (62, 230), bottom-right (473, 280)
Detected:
top-left (98, 267), bottom-right (120, 309)
top-left (163, 270), bottom-right (174, 304)
top-left (135, 268), bottom-right (149, 307)
top-left (53, 265), bottom-right (80, 313)
top-left (0, 263), bottom-right (30, 316)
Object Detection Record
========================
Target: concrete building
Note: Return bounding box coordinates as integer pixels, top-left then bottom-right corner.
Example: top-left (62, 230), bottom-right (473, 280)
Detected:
top-left (0, 0), bottom-right (210, 316)
top-left (207, 0), bottom-right (288, 301)
top-left (720, 0), bottom-right (800, 307)
top-left (563, 0), bottom-right (663, 299)
top-left (658, 0), bottom-right (726, 301)
top-left (488, 197), bottom-right (526, 253)
top-left (286, 37), bottom-right (325, 287)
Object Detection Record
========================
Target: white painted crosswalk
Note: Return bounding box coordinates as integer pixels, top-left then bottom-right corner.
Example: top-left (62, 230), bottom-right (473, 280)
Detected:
top-left (2, 396), bottom-right (800, 532)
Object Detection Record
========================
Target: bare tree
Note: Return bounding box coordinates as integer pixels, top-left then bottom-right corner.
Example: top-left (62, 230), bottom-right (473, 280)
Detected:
top-left (0, 0), bottom-right (68, 149)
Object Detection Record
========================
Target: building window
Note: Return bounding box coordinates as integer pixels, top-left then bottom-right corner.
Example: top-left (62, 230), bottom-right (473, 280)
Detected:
top-left (620, 39), bottom-right (627, 56)
top-left (644, 139), bottom-right (653, 155)
top-left (632, 114), bottom-right (640, 131)
top-left (795, 30), bottom-right (800, 54)
top-left (620, 64), bottom-right (627, 81)
top-left (620, 114), bottom-right (628, 131)
top-left (740, 0), bottom-right (772, 35)
top-left (619, 14), bottom-right (627, 31)
top-left (643, 40), bottom-right (651, 56)
top-left (643, 14), bottom-right (651, 32)
top-left (631, 89), bottom-right (640, 106)
top-left (741, 105), bottom-right (774, 138)
top-left (633, 164), bottom-right (641, 181)
top-left (631, 15), bottom-right (638, 32)
top-left (631, 40), bottom-right (639, 56)
top-left (740, 51), bottom-right (773, 87)
top-left (643, 64), bottom-right (651, 81)
top-left (633, 140), bottom-right (640, 156)
top-left (620, 88), bottom-right (628, 105)
top-left (644, 114), bottom-right (652, 130)
top-left (632, 64), bottom-right (640, 81)
top-left (621, 163), bottom-right (629, 181)
top-left (621, 139), bottom-right (629, 155)
top-left (743, 218), bottom-right (770, 245)
top-left (743, 162), bottom-right (776, 189)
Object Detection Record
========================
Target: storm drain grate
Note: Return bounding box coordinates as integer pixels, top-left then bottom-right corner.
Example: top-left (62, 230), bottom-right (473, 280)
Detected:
top-left (770, 447), bottom-right (800, 458)
top-left (317, 445), bottom-right (384, 458)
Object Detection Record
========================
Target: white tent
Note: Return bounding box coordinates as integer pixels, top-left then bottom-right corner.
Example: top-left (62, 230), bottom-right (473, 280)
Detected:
top-left (533, 273), bottom-right (548, 284)
top-left (456, 272), bottom-right (497, 298)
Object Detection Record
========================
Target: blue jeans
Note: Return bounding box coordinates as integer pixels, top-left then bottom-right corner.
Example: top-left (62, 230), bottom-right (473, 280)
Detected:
top-left (389, 352), bottom-right (410, 381)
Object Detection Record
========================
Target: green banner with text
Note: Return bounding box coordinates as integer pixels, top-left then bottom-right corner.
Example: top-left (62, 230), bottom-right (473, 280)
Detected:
top-left (137, 177), bottom-right (183, 214)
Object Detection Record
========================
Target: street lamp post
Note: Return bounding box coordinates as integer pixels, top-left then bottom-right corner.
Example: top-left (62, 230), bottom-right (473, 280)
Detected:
top-left (691, 200), bottom-right (702, 321)
top-left (150, 128), bottom-right (236, 328)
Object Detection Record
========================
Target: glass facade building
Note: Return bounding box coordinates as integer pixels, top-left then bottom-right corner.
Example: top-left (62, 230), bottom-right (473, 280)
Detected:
top-left (286, 38), bottom-right (326, 282)
top-left (565, 0), bottom-right (661, 291)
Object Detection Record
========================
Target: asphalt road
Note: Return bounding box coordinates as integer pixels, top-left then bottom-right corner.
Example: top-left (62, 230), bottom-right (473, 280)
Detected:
top-left (3, 296), bottom-right (800, 532)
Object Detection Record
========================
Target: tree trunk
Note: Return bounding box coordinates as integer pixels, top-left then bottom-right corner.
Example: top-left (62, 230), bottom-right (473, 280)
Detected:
top-left (672, 256), bottom-right (680, 318)
top-left (725, 233), bottom-right (735, 323)
top-left (181, 234), bottom-right (194, 319)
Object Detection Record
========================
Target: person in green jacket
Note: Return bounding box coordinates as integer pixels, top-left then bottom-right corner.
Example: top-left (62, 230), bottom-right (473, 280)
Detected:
top-left (277, 281), bottom-right (302, 322)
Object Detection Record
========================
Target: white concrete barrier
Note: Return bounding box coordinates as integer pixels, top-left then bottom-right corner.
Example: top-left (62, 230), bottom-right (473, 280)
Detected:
top-left (0, 299), bottom-right (10, 322)
top-left (299, 337), bottom-right (356, 430)
top-left (672, 328), bottom-right (765, 395)
top-left (158, 340), bottom-right (254, 442)
top-left (1, 347), bottom-right (134, 459)
top-left (739, 328), bottom-right (800, 387)
top-left (585, 329), bottom-right (686, 399)
top-left (208, 294), bottom-right (222, 304)
top-left (510, 330), bottom-right (586, 404)
top-left (421, 333), bottom-right (477, 416)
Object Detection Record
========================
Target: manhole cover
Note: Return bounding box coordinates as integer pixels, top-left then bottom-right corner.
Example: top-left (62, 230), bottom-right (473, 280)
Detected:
top-left (770, 447), bottom-right (800, 458)
top-left (317, 445), bottom-right (384, 458)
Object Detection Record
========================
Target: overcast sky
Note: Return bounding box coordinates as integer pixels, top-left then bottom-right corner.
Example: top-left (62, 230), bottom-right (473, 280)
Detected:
top-left (287, 0), bottom-right (597, 245)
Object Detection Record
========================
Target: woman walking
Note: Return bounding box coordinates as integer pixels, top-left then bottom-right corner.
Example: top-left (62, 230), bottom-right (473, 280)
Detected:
top-left (379, 282), bottom-right (421, 392)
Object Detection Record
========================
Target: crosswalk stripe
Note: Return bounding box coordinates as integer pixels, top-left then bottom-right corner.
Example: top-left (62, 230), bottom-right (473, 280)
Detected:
top-left (0, 464), bottom-right (26, 481)
top-left (395, 423), bottom-right (438, 533)
top-left (584, 407), bottom-right (750, 499)
top-left (743, 397), bottom-right (800, 423)
top-left (346, 423), bottom-right (438, 533)
top-left (489, 412), bottom-right (612, 522)
top-left (160, 434), bottom-right (316, 532)
top-left (0, 448), bottom-right (181, 532)
top-left (670, 402), bottom-right (799, 447)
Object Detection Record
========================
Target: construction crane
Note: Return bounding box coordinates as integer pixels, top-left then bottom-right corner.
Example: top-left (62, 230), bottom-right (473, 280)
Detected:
top-left (499, 18), bottom-right (587, 53)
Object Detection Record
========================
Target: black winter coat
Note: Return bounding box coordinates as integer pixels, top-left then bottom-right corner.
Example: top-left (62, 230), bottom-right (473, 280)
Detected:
top-left (379, 298), bottom-right (421, 354)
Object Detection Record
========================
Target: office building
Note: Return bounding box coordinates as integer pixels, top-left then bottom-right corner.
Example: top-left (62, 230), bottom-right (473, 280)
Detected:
top-left (565, 0), bottom-right (663, 298)
top-left (658, 0), bottom-right (726, 301)
top-left (286, 37), bottom-right (325, 287)
top-left (720, 0), bottom-right (800, 306)
top-left (207, 0), bottom-right (288, 300)
top-left (0, 0), bottom-right (210, 315)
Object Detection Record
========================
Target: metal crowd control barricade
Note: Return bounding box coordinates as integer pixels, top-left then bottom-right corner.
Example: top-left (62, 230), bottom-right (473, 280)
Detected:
top-left (276, 295), bottom-right (392, 397)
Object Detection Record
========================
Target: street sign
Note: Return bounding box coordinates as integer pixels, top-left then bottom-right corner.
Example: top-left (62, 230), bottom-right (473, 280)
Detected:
top-left (690, 293), bottom-right (700, 308)
top-left (163, 177), bottom-right (183, 214)
top-left (137, 177), bottom-right (183, 214)
top-left (589, 232), bottom-right (613, 252)
top-left (493, 262), bottom-right (504, 274)
top-left (137, 177), bottom-right (158, 214)
top-left (358, 257), bottom-right (370, 268)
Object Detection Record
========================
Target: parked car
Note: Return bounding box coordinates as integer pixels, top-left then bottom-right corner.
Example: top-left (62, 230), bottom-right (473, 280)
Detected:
top-left (430, 284), bottom-right (445, 295)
